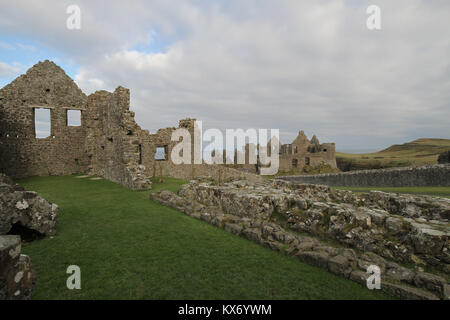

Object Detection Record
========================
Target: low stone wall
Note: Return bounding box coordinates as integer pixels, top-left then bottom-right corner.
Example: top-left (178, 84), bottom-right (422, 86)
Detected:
top-left (150, 180), bottom-right (450, 300)
top-left (161, 164), bottom-right (264, 184)
top-left (277, 164), bottom-right (450, 187)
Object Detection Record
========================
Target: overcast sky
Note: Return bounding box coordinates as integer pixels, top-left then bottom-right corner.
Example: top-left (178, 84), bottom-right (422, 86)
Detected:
top-left (1, 0), bottom-right (449, 152)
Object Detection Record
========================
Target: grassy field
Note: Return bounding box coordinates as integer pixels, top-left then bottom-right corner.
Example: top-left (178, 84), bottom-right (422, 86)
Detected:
top-left (337, 138), bottom-right (450, 171)
top-left (334, 186), bottom-right (450, 199)
top-left (16, 175), bottom-right (391, 300)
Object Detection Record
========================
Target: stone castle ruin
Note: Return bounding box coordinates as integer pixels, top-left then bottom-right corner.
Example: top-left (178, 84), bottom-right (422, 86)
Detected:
top-left (0, 60), bottom-right (336, 187)
top-left (0, 61), bottom-right (266, 188)
top-left (220, 132), bottom-right (337, 175)
top-left (1, 61), bottom-right (449, 300)
top-left (278, 131), bottom-right (336, 173)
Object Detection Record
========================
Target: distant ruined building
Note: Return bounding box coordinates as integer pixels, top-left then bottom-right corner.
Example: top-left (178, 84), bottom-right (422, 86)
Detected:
top-left (278, 131), bottom-right (337, 173)
top-left (236, 132), bottom-right (337, 174)
top-left (0, 61), bottom-right (336, 188)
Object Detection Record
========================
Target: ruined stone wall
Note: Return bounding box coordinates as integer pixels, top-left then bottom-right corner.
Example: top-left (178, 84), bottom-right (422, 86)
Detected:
top-left (0, 61), bottom-right (263, 187)
top-left (278, 131), bottom-right (337, 173)
top-left (86, 87), bottom-right (151, 190)
top-left (138, 124), bottom-right (179, 178)
top-left (0, 61), bottom-right (89, 179)
top-left (136, 119), bottom-right (263, 183)
top-left (278, 164), bottom-right (450, 187)
top-left (159, 163), bottom-right (263, 183)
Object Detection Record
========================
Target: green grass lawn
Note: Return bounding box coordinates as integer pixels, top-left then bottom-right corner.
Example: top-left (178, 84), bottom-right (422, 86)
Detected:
top-left (18, 175), bottom-right (391, 300)
top-left (334, 186), bottom-right (450, 198)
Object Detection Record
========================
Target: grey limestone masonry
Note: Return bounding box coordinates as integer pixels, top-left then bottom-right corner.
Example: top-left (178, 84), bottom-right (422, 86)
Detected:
top-left (0, 174), bottom-right (53, 300)
top-left (278, 164), bottom-right (450, 187)
top-left (151, 179), bottom-right (450, 300)
top-left (0, 235), bottom-right (36, 300)
top-left (0, 61), bottom-right (265, 189)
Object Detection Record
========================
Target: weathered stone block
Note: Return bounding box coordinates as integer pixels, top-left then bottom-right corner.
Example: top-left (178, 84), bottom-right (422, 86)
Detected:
top-left (0, 174), bottom-right (58, 236)
top-left (382, 281), bottom-right (439, 300)
top-left (296, 251), bottom-right (330, 270)
top-left (349, 270), bottom-right (367, 286)
top-left (328, 255), bottom-right (352, 278)
top-left (242, 228), bottom-right (261, 243)
top-left (224, 223), bottom-right (243, 235)
top-left (413, 272), bottom-right (447, 298)
top-left (0, 236), bottom-right (36, 300)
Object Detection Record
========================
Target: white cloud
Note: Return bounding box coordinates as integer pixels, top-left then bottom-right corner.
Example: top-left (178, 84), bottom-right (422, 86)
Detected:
top-left (1, 0), bottom-right (450, 149)
top-left (0, 42), bottom-right (16, 50)
top-left (0, 62), bottom-right (25, 77)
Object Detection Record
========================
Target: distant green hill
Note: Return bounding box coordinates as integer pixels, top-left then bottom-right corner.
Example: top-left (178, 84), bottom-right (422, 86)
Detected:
top-left (336, 138), bottom-right (450, 171)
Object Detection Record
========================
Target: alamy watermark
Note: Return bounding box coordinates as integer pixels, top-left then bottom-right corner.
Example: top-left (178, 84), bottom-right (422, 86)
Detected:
top-left (66, 4), bottom-right (81, 30)
top-left (65, 5), bottom-right (381, 31)
top-left (366, 265), bottom-right (381, 290)
top-left (66, 265), bottom-right (81, 290)
top-left (367, 5), bottom-right (381, 30)
top-left (171, 121), bottom-right (280, 175)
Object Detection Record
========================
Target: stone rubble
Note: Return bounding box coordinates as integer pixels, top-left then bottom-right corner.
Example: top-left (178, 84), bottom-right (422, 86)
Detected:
top-left (0, 173), bottom-right (58, 236)
top-left (0, 173), bottom-right (58, 300)
top-left (151, 179), bottom-right (450, 300)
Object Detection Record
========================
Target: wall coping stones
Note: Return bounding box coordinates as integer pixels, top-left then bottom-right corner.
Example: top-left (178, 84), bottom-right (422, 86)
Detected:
top-left (277, 164), bottom-right (450, 187)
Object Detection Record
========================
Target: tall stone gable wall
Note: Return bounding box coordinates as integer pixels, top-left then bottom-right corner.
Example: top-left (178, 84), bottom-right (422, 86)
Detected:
top-left (0, 61), bottom-right (150, 190)
top-left (0, 61), bottom-right (89, 179)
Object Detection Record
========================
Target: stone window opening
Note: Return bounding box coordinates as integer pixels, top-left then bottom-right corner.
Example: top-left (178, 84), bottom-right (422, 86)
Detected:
top-left (138, 144), bottom-right (143, 165)
top-left (33, 107), bottom-right (51, 139)
top-left (323, 149), bottom-right (327, 152)
top-left (292, 159), bottom-right (298, 168)
top-left (294, 146), bottom-right (298, 154)
top-left (155, 146), bottom-right (168, 161)
top-left (305, 157), bottom-right (311, 165)
top-left (66, 109), bottom-right (81, 127)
